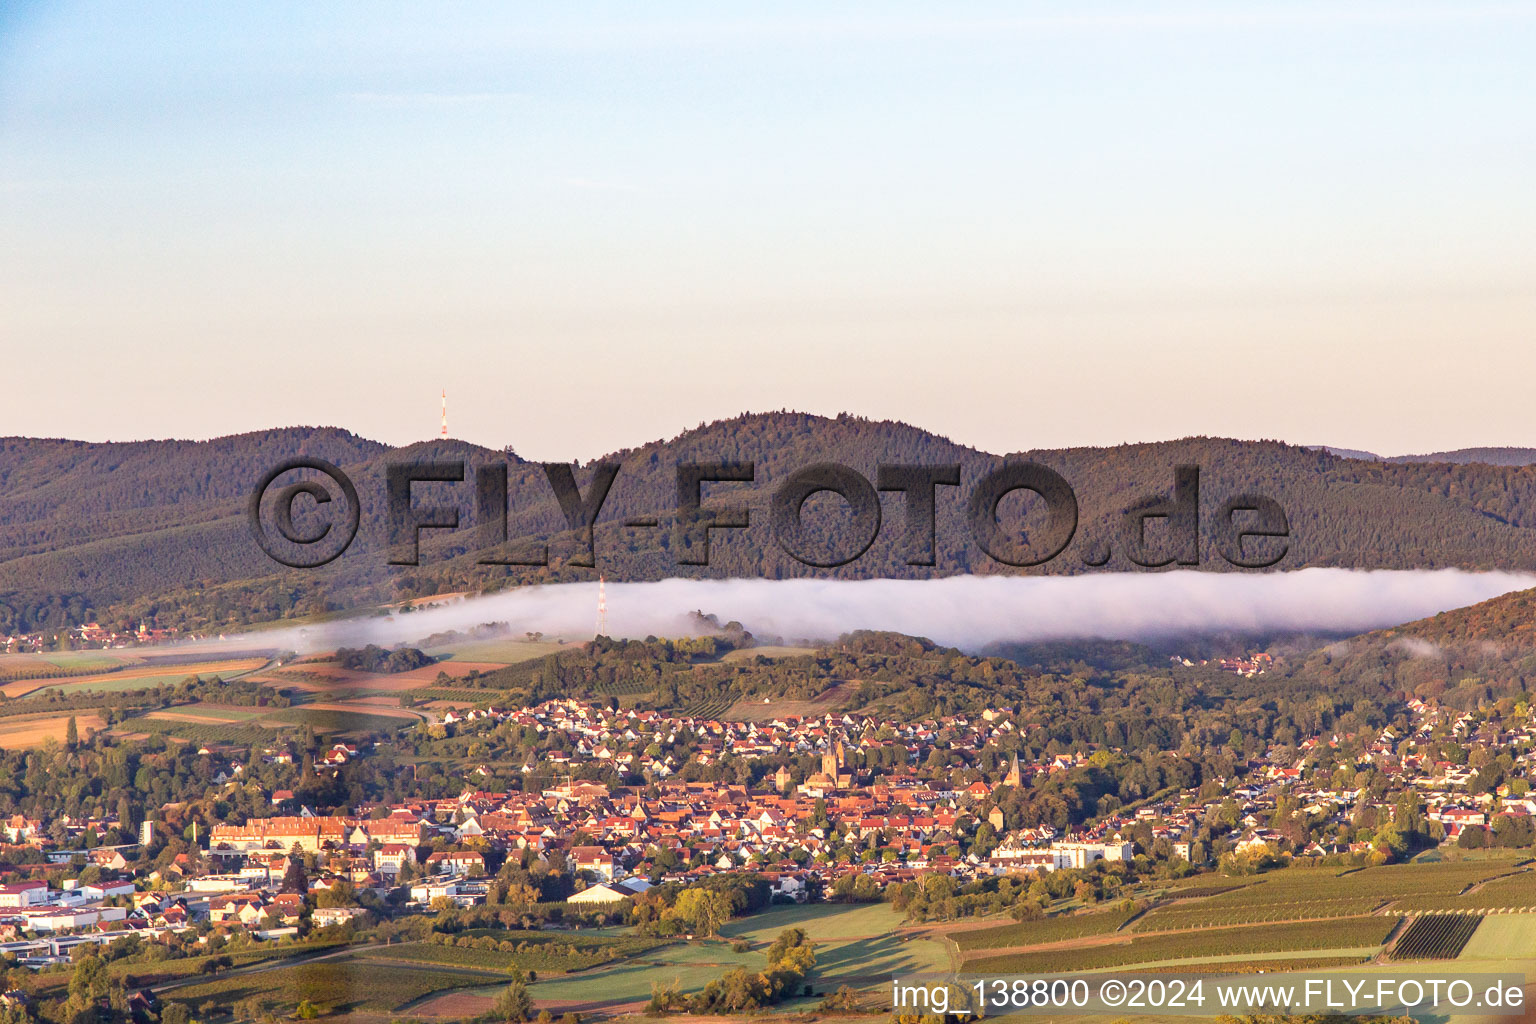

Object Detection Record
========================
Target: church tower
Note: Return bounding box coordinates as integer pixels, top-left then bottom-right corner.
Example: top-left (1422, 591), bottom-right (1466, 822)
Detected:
top-left (821, 740), bottom-right (844, 779)
top-left (1004, 751), bottom-right (1022, 788)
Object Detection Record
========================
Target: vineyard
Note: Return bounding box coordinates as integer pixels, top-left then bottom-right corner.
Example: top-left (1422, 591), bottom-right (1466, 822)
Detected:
top-left (966, 916), bottom-right (1399, 975)
top-left (1132, 862), bottom-right (1519, 931)
top-left (264, 708), bottom-right (414, 734)
top-left (1393, 869), bottom-right (1536, 912)
top-left (388, 931), bottom-right (666, 974)
top-left (1157, 880), bottom-right (1253, 901)
top-left (164, 958), bottom-right (482, 1015)
top-left (1387, 914), bottom-right (1483, 960)
top-left (120, 717), bottom-right (276, 745)
top-left (1138, 955), bottom-right (1373, 975)
top-left (417, 687), bottom-right (505, 703)
top-left (954, 906), bottom-right (1138, 951)
top-left (595, 679), bottom-right (653, 697)
top-left (0, 661), bottom-right (127, 683)
top-left (679, 697), bottom-right (735, 719)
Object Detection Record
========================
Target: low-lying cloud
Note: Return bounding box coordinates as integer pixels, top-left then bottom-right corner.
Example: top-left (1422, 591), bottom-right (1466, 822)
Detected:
top-left (225, 568), bottom-right (1536, 655)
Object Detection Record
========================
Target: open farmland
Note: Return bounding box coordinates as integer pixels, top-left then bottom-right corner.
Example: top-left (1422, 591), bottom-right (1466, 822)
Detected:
top-left (0, 651), bottom-right (133, 684)
top-left (679, 696), bottom-right (734, 719)
top-left (143, 706), bottom-right (264, 727)
top-left (518, 933), bottom-right (945, 1011)
top-left (723, 681), bottom-right (859, 722)
top-left (261, 704), bottom-right (418, 733)
top-left (0, 711), bottom-right (106, 748)
top-left (382, 932), bottom-right (665, 975)
top-left (162, 957), bottom-right (488, 1016)
top-left (413, 904), bottom-right (950, 1016)
top-left (718, 901), bottom-right (909, 942)
top-left (118, 717), bottom-right (272, 745)
top-left (720, 645), bottom-right (817, 662)
top-left (264, 660), bottom-right (506, 695)
top-left (108, 941), bottom-right (347, 986)
top-left (429, 639), bottom-right (570, 664)
top-left (1394, 867), bottom-right (1536, 912)
top-left (1387, 914), bottom-right (1483, 960)
top-left (952, 906), bottom-right (1138, 951)
top-left (33, 651), bottom-right (132, 670)
top-left (965, 916), bottom-right (1397, 974)
top-left (1130, 861), bottom-right (1523, 931)
top-left (1, 656), bottom-right (265, 698)
top-left (118, 697), bottom-right (420, 744)
top-left (1458, 913), bottom-right (1536, 960)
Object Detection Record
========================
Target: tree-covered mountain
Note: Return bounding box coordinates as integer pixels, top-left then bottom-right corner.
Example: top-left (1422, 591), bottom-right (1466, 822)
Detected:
top-left (1276, 584), bottom-right (1536, 710)
top-left (1316, 445), bottom-right (1536, 466)
top-left (7, 412), bottom-right (1536, 632)
top-left (1387, 447), bottom-right (1536, 466)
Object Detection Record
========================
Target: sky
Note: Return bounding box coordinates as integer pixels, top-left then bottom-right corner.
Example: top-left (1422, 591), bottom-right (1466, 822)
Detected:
top-left (2, 2), bottom-right (1534, 462)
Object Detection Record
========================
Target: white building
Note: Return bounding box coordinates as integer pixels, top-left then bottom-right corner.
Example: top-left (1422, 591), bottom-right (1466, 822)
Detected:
top-left (0, 882), bottom-right (51, 908)
top-left (1049, 840), bottom-right (1134, 869)
top-left (567, 878), bottom-right (652, 904)
top-left (24, 906), bottom-right (127, 933)
top-left (409, 881), bottom-right (458, 904)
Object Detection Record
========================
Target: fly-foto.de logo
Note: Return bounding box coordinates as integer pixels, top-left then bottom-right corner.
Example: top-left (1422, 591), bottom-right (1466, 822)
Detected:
top-left (248, 460), bottom-right (1289, 571)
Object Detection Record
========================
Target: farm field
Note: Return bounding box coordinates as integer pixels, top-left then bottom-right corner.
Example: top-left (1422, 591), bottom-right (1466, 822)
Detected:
top-left (143, 705), bottom-right (265, 724)
top-left (0, 651), bottom-right (134, 678)
top-left (430, 639), bottom-right (570, 664)
top-left (679, 697), bottom-right (734, 719)
top-left (26, 673), bottom-right (204, 696)
top-left (1386, 913), bottom-right (1483, 960)
top-left (1394, 867), bottom-right (1536, 911)
top-left (1130, 860), bottom-right (1523, 931)
top-left (1458, 913), bottom-right (1536, 960)
top-left (35, 651), bottom-right (133, 670)
top-left (107, 941), bottom-right (347, 985)
top-left (965, 916), bottom-right (1398, 974)
top-left (117, 698), bottom-right (419, 744)
top-left (720, 645), bottom-right (817, 662)
top-left (0, 711), bottom-right (106, 748)
top-left (519, 932), bottom-right (946, 1011)
top-left (723, 682), bottom-right (858, 722)
top-left (424, 904), bottom-right (952, 1015)
top-left (117, 717), bottom-right (272, 746)
top-left (264, 660), bottom-right (505, 695)
top-left (1, 657), bottom-right (265, 698)
top-left (163, 957), bottom-right (487, 1016)
top-left (260, 705), bottom-right (418, 733)
top-left (420, 689), bottom-right (499, 704)
top-left (385, 932), bottom-right (665, 975)
top-left (952, 906), bottom-right (1138, 951)
top-left (718, 902), bottom-right (908, 942)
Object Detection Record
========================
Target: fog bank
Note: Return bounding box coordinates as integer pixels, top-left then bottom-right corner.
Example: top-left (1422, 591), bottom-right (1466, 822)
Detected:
top-left (235, 569), bottom-right (1536, 655)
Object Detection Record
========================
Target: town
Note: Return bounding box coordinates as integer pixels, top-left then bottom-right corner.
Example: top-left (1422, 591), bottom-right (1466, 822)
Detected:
top-left (0, 685), bottom-right (1528, 970)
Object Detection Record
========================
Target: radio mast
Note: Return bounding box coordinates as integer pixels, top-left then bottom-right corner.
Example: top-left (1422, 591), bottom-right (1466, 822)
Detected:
top-left (440, 389), bottom-right (449, 438)
top-left (596, 575), bottom-right (608, 638)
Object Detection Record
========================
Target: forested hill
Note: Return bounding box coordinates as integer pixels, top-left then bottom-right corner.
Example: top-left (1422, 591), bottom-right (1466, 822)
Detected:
top-left (8, 412), bottom-right (1536, 632)
top-left (1378, 586), bottom-right (1536, 648)
top-left (1281, 585), bottom-right (1536, 709)
top-left (1316, 446), bottom-right (1536, 466)
top-left (1389, 447), bottom-right (1536, 467)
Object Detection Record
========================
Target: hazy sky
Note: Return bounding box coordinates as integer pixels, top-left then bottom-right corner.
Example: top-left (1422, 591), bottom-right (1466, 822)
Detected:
top-left (3, 3), bottom-right (1533, 461)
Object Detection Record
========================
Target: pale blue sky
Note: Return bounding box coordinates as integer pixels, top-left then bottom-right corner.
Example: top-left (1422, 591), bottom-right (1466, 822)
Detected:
top-left (2, 3), bottom-right (1533, 460)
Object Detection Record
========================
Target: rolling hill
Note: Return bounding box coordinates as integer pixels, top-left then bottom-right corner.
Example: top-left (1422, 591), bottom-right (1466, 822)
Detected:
top-left (8, 412), bottom-right (1536, 632)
